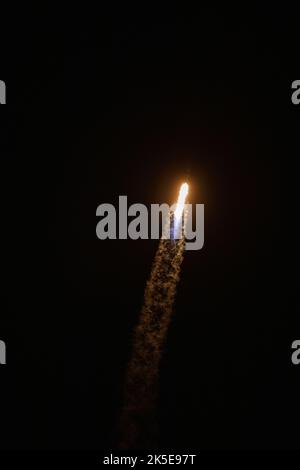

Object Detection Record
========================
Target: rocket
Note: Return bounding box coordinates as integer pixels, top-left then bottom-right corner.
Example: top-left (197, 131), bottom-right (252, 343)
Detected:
top-left (170, 182), bottom-right (189, 243)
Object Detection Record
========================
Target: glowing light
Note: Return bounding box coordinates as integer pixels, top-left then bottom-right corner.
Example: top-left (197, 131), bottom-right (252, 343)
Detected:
top-left (174, 182), bottom-right (189, 220)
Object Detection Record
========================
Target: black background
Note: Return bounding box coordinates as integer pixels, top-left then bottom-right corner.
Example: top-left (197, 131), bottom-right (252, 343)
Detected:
top-left (1, 5), bottom-right (299, 451)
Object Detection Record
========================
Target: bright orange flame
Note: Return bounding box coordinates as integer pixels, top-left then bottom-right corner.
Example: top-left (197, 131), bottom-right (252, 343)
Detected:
top-left (174, 182), bottom-right (189, 219)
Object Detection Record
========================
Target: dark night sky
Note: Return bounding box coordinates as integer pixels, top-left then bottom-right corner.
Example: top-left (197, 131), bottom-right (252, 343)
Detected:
top-left (1, 5), bottom-right (299, 451)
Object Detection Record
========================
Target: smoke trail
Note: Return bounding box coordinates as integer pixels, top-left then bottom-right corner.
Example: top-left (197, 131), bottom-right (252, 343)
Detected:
top-left (119, 209), bottom-right (187, 449)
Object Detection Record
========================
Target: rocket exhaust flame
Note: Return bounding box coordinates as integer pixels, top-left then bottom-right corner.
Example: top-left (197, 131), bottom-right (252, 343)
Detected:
top-left (174, 182), bottom-right (189, 221)
top-left (171, 182), bottom-right (189, 241)
top-left (118, 184), bottom-right (189, 449)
